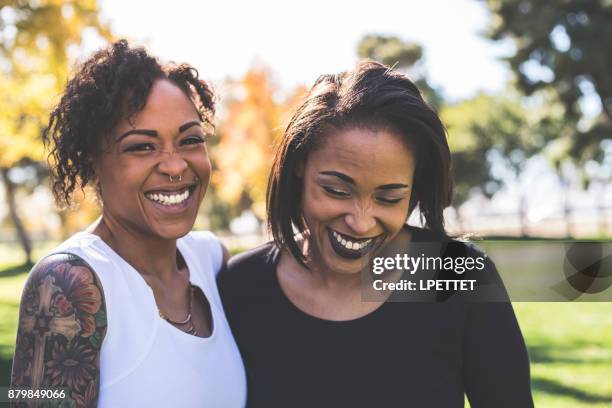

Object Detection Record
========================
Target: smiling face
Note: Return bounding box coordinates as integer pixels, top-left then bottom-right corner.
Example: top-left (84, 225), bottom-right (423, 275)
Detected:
top-left (94, 79), bottom-right (211, 240)
top-left (301, 126), bottom-right (416, 275)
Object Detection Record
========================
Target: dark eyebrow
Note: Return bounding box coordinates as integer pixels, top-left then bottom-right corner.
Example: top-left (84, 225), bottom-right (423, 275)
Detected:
top-left (320, 171), bottom-right (409, 190)
top-left (179, 121), bottom-right (202, 133)
top-left (117, 121), bottom-right (202, 142)
top-left (377, 183), bottom-right (410, 190)
top-left (117, 129), bottom-right (158, 142)
top-left (320, 171), bottom-right (355, 185)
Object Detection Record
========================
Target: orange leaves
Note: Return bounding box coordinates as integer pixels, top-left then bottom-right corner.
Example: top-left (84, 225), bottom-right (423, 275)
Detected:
top-left (213, 65), bottom-right (306, 218)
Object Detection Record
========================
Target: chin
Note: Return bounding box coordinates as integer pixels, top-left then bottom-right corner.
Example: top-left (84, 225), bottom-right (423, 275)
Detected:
top-left (315, 236), bottom-right (371, 275)
top-left (152, 220), bottom-right (195, 240)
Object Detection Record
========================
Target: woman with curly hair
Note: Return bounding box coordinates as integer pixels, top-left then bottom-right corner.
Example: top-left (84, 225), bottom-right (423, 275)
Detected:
top-left (10, 40), bottom-right (246, 407)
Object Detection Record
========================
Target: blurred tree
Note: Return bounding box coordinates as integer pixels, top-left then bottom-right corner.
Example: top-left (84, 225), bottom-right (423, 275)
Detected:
top-left (358, 34), bottom-right (423, 69)
top-left (357, 34), bottom-right (443, 109)
top-left (442, 92), bottom-right (555, 235)
top-left (483, 0), bottom-right (612, 174)
top-left (0, 0), bottom-right (111, 264)
top-left (483, 0), bottom-right (612, 235)
top-left (212, 65), bottom-right (306, 225)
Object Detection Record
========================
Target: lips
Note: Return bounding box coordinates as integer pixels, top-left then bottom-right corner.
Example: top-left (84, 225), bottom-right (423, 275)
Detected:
top-left (326, 227), bottom-right (380, 260)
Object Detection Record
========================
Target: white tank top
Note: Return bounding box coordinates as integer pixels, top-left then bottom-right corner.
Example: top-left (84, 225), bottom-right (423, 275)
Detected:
top-left (50, 230), bottom-right (247, 407)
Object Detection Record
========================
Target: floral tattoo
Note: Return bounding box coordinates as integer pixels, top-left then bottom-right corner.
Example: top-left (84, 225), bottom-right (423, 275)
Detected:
top-left (11, 253), bottom-right (107, 408)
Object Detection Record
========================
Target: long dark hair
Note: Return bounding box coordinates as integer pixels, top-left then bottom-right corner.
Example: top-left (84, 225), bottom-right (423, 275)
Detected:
top-left (267, 60), bottom-right (453, 265)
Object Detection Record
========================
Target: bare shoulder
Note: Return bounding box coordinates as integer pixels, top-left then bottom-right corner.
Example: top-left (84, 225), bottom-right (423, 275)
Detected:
top-left (11, 253), bottom-right (107, 407)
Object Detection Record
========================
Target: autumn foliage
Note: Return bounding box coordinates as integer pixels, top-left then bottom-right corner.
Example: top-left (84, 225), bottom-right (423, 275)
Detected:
top-left (212, 65), bottom-right (306, 219)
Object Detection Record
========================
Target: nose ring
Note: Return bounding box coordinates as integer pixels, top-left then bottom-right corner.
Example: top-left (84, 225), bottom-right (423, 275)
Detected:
top-left (169, 175), bottom-right (182, 183)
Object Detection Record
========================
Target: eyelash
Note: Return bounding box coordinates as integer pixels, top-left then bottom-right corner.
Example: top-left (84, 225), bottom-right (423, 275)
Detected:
top-left (322, 186), bottom-right (404, 204)
top-left (123, 136), bottom-right (206, 153)
top-left (377, 197), bottom-right (403, 204)
top-left (182, 135), bottom-right (206, 145)
top-left (323, 186), bottom-right (350, 197)
top-left (124, 143), bottom-right (154, 153)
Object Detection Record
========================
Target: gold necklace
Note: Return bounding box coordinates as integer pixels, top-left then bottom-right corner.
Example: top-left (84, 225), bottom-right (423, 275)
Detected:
top-left (158, 284), bottom-right (198, 336)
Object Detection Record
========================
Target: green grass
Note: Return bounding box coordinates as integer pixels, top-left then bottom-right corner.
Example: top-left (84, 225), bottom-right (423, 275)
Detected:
top-left (0, 264), bottom-right (29, 387)
top-left (1, 249), bottom-right (611, 407)
top-left (514, 303), bottom-right (612, 407)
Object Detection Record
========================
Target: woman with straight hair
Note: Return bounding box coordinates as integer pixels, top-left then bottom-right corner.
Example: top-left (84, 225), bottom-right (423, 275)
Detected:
top-left (218, 60), bottom-right (533, 407)
top-left (11, 40), bottom-right (246, 407)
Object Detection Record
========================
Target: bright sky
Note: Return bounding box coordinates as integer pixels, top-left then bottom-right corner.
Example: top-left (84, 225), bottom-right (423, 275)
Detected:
top-left (99, 0), bottom-right (513, 101)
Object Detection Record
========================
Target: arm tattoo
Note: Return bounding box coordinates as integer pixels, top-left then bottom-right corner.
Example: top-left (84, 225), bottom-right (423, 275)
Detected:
top-left (10, 253), bottom-right (107, 408)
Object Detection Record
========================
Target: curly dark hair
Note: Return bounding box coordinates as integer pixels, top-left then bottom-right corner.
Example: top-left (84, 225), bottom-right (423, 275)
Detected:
top-left (43, 39), bottom-right (215, 207)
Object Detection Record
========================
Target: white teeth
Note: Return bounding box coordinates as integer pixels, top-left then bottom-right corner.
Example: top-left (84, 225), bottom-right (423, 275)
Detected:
top-left (331, 230), bottom-right (372, 251)
top-left (146, 189), bottom-right (190, 206)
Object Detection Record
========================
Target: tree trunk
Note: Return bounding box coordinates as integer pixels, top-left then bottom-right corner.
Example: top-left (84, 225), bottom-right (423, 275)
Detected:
top-left (452, 205), bottom-right (466, 235)
top-left (598, 182), bottom-right (609, 237)
top-left (1, 167), bottom-right (33, 266)
top-left (599, 93), bottom-right (611, 123)
top-left (55, 208), bottom-right (70, 241)
top-left (562, 179), bottom-right (573, 239)
top-left (519, 193), bottom-right (529, 238)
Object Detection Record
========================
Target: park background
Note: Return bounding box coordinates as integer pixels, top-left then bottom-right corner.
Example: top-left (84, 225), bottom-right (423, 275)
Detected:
top-left (0, 0), bottom-right (611, 406)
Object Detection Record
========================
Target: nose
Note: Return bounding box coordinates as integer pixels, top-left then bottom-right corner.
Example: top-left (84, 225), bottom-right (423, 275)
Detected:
top-left (157, 151), bottom-right (188, 179)
top-left (344, 204), bottom-right (377, 236)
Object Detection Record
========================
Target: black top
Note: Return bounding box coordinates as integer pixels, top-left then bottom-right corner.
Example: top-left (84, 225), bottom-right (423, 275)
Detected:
top-left (218, 227), bottom-right (533, 408)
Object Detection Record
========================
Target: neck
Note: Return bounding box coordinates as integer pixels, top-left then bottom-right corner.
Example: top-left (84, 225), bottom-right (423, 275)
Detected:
top-left (311, 264), bottom-right (364, 291)
top-left (89, 214), bottom-right (180, 282)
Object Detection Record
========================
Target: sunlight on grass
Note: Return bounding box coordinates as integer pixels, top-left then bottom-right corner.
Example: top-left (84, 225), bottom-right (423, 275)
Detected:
top-left (0, 273), bottom-right (28, 303)
top-left (0, 260), bottom-right (30, 385)
top-left (515, 303), bottom-right (612, 407)
top-left (0, 241), bottom-right (57, 268)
